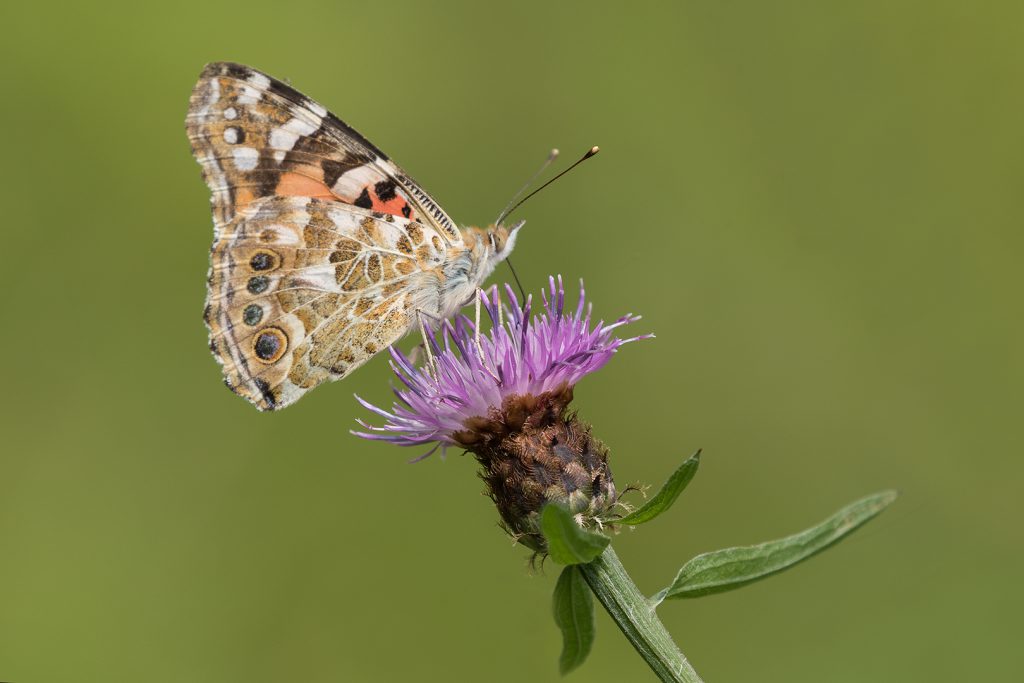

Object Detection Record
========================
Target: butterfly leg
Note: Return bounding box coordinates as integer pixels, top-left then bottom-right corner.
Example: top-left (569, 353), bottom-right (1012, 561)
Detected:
top-left (415, 310), bottom-right (438, 376)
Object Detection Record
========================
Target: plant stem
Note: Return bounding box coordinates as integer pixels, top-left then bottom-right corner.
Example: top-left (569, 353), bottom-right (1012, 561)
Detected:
top-left (579, 546), bottom-right (703, 682)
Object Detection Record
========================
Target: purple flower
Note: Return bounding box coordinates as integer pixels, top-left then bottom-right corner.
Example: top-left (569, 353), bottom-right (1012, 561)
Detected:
top-left (354, 275), bottom-right (650, 456)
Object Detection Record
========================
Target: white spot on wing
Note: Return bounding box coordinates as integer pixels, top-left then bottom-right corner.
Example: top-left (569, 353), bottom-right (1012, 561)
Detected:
top-left (270, 130), bottom-right (298, 151)
top-left (232, 147), bottom-right (259, 171)
top-left (269, 117), bottom-right (319, 153)
top-left (306, 100), bottom-right (327, 118)
top-left (237, 87), bottom-right (261, 105)
top-left (248, 72), bottom-right (271, 90)
top-left (224, 107), bottom-right (238, 120)
top-left (236, 73), bottom-right (268, 106)
top-left (224, 128), bottom-right (239, 144)
top-left (331, 166), bottom-right (380, 199)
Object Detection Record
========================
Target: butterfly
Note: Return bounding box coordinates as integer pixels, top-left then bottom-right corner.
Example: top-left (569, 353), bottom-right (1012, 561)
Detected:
top-left (186, 62), bottom-right (521, 411)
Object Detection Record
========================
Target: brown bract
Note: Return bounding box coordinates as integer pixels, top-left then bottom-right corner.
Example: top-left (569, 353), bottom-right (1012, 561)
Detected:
top-left (453, 385), bottom-right (619, 552)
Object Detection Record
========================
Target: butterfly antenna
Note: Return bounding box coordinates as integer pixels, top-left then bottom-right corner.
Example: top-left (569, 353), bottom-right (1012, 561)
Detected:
top-left (496, 146), bottom-right (600, 226)
top-left (494, 148), bottom-right (560, 225)
top-left (494, 148), bottom-right (559, 305)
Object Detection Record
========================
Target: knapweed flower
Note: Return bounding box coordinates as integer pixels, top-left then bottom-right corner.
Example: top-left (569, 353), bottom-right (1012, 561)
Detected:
top-left (355, 276), bottom-right (650, 551)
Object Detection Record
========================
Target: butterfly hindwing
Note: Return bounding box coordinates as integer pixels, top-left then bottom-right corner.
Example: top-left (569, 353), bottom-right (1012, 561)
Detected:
top-left (186, 61), bottom-right (461, 244)
top-left (204, 195), bottom-right (451, 411)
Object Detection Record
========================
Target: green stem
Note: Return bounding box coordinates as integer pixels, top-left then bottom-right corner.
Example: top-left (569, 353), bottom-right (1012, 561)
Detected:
top-left (579, 546), bottom-right (703, 682)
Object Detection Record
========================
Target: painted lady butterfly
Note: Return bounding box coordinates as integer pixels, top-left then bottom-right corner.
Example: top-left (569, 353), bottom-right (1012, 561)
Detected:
top-left (187, 62), bottom-right (521, 411)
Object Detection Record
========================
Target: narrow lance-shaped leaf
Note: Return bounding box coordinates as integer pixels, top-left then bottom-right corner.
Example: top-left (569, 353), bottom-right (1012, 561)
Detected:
top-left (541, 504), bottom-right (610, 565)
top-left (617, 450), bottom-right (701, 526)
top-left (552, 565), bottom-right (596, 675)
top-left (652, 490), bottom-right (898, 605)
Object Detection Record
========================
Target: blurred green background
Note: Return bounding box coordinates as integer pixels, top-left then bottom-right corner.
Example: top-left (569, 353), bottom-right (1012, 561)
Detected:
top-left (1, 1), bottom-right (1021, 680)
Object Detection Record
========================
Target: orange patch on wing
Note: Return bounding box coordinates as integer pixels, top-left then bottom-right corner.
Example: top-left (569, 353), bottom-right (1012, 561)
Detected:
top-left (365, 185), bottom-right (414, 220)
top-left (374, 194), bottom-right (411, 217)
top-left (276, 167), bottom-right (335, 200)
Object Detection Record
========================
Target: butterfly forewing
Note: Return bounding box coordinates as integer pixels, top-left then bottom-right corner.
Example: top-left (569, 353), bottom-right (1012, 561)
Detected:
top-left (186, 61), bottom-right (461, 243)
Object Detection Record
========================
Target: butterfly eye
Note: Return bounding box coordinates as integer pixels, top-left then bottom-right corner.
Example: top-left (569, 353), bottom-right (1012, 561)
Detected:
top-left (492, 231), bottom-right (507, 253)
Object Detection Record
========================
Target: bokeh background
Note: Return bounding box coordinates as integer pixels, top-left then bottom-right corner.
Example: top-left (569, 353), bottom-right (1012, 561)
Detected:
top-left (2, 1), bottom-right (1021, 681)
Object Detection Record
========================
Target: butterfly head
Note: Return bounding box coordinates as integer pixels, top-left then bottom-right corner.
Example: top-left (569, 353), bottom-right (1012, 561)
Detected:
top-left (439, 220), bottom-right (524, 317)
top-left (458, 220), bottom-right (523, 267)
top-left (487, 219), bottom-right (525, 263)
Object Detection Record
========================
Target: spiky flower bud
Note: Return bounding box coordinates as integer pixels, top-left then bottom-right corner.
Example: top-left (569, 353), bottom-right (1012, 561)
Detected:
top-left (355, 277), bottom-right (649, 552)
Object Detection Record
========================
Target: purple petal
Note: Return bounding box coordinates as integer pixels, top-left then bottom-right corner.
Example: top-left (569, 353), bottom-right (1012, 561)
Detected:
top-left (354, 278), bottom-right (650, 450)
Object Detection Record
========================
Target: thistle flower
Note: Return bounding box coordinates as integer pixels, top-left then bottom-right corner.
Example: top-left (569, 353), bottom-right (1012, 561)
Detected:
top-left (353, 276), bottom-right (897, 682)
top-left (355, 275), bottom-right (650, 551)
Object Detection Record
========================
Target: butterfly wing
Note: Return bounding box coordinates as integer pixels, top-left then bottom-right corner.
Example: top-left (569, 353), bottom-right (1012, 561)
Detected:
top-left (187, 62), bottom-right (466, 410)
top-left (186, 61), bottom-right (462, 245)
top-left (204, 196), bottom-right (451, 411)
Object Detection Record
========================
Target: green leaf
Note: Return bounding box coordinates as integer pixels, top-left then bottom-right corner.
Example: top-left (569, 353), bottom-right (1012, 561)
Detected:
top-left (552, 565), bottom-right (596, 675)
top-left (541, 504), bottom-right (610, 565)
top-left (653, 490), bottom-right (898, 604)
top-left (617, 450), bottom-right (702, 525)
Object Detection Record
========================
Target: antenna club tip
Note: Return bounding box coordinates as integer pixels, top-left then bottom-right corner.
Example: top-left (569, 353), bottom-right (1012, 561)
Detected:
top-left (587, 145), bottom-right (600, 157)
top-left (550, 148), bottom-right (560, 158)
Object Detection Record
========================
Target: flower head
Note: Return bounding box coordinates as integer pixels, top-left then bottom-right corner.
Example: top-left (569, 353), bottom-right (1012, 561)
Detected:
top-left (355, 275), bottom-right (650, 551)
top-left (355, 275), bottom-right (648, 452)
